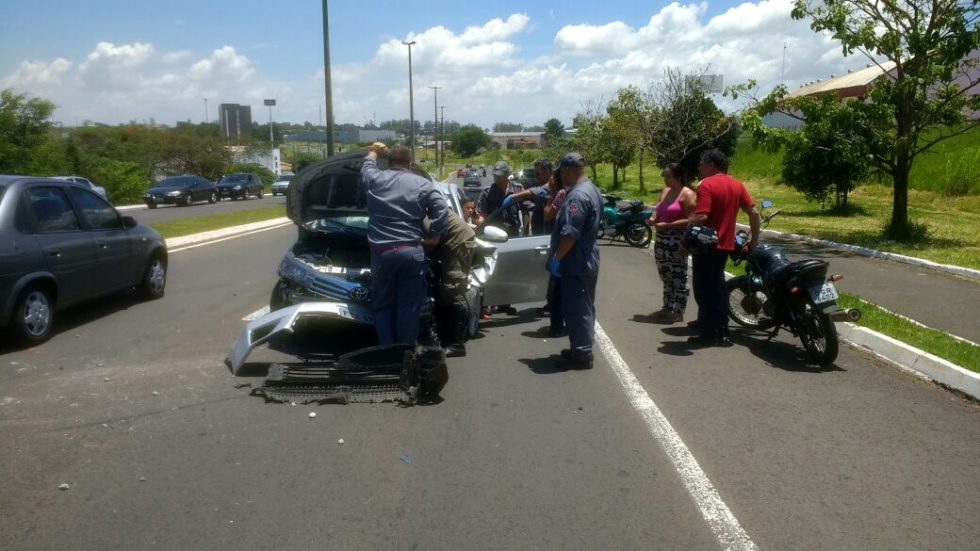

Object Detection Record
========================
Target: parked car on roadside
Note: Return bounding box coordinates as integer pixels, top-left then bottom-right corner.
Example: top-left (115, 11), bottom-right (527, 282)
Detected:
top-left (0, 176), bottom-right (168, 344)
top-left (52, 176), bottom-right (107, 199)
top-left (216, 172), bottom-right (264, 200)
top-left (271, 173), bottom-right (293, 196)
top-left (145, 175), bottom-right (217, 208)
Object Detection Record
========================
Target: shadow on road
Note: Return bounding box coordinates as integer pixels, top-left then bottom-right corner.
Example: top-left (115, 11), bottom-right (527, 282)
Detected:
top-left (519, 355), bottom-right (567, 375)
top-left (729, 329), bottom-right (846, 373)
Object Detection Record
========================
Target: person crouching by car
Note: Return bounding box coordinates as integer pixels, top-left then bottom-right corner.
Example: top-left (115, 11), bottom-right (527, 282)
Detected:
top-left (361, 142), bottom-right (449, 345)
top-left (424, 211), bottom-right (476, 357)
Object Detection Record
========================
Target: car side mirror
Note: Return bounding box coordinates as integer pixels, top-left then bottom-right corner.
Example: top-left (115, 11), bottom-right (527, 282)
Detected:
top-left (122, 216), bottom-right (138, 229)
top-left (761, 199), bottom-right (773, 209)
top-left (481, 225), bottom-right (509, 243)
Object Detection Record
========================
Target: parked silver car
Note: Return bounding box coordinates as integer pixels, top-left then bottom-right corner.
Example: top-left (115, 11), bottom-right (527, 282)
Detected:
top-left (52, 176), bottom-right (108, 199)
top-left (0, 176), bottom-right (168, 344)
top-left (270, 173), bottom-right (293, 196)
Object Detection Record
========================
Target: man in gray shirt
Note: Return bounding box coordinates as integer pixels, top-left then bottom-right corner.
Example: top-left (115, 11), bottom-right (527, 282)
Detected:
top-left (361, 142), bottom-right (449, 345)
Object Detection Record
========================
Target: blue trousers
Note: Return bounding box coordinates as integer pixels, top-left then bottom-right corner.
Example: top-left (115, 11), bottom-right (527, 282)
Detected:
top-left (370, 245), bottom-right (427, 345)
top-left (692, 250), bottom-right (730, 338)
top-left (547, 275), bottom-right (563, 332)
top-left (560, 274), bottom-right (597, 359)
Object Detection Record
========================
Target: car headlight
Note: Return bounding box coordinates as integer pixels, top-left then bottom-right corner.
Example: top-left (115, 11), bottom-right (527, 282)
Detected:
top-left (278, 256), bottom-right (308, 283)
top-left (166, 190), bottom-right (182, 196)
top-left (233, 185), bottom-right (242, 190)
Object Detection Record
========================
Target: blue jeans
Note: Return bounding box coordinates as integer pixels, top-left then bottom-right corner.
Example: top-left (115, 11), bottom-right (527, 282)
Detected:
top-left (692, 250), bottom-right (730, 338)
top-left (370, 245), bottom-right (427, 345)
top-left (560, 274), bottom-right (597, 359)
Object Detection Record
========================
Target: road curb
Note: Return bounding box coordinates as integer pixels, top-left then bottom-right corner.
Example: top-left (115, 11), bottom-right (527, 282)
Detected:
top-left (165, 217), bottom-right (291, 249)
top-left (736, 224), bottom-right (980, 283)
top-left (837, 323), bottom-right (980, 400)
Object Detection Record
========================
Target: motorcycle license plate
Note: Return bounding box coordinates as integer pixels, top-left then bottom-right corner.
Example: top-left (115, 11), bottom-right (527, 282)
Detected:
top-left (808, 282), bottom-right (839, 304)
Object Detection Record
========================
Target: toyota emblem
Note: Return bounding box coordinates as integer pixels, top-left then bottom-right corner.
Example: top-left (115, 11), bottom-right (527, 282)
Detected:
top-left (348, 286), bottom-right (370, 302)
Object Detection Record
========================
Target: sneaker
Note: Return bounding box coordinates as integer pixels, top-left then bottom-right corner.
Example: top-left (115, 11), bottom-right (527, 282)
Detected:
top-left (686, 334), bottom-right (733, 347)
top-left (535, 306), bottom-right (551, 316)
top-left (480, 313), bottom-right (491, 321)
top-left (686, 319), bottom-right (700, 328)
top-left (560, 355), bottom-right (594, 370)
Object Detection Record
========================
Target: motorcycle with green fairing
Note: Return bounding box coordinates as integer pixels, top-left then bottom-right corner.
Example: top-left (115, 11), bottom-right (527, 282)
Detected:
top-left (726, 200), bottom-right (861, 366)
top-left (597, 192), bottom-right (654, 247)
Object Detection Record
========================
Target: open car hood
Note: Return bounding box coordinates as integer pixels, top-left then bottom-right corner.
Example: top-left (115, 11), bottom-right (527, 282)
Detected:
top-left (287, 150), bottom-right (433, 225)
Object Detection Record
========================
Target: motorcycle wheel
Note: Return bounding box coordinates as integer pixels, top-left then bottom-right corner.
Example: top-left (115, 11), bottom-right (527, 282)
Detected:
top-left (726, 276), bottom-right (774, 329)
top-left (797, 303), bottom-right (839, 366)
top-left (625, 222), bottom-right (652, 247)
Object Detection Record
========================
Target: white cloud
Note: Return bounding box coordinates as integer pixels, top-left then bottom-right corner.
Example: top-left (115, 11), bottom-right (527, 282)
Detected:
top-left (0, 5), bottom-right (877, 127)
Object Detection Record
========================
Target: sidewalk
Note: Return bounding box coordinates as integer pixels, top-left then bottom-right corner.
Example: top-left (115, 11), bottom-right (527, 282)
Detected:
top-left (755, 233), bottom-right (980, 344)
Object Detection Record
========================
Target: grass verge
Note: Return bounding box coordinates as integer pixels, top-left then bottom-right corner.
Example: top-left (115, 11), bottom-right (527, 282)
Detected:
top-left (150, 205), bottom-right (286, 239)
top-left (837, 293), bottom-right (980, 374)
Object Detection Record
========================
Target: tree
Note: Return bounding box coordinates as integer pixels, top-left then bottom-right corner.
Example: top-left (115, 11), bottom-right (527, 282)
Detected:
top-left (450, 125), bottom-right (491, 157)
top-left (0, 88), bottom-right (57, 174)
top-left (493, 122), bottom-right (524, 132)
top-left (789, 0), bottom-right (980, 238)
top-left (544, 118), bottom-right (566, 142)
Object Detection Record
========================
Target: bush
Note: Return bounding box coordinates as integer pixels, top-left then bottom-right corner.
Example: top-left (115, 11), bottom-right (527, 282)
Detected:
top-left (86, 157), bottom-right (148, 204)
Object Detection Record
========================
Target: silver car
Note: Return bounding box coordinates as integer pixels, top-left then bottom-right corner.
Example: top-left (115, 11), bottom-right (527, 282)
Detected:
top-left (270, 173), bottom-right (293, 196)
top-left (52, 176), bottom-right (108, 199)
top-left (0, 176), bottom-right (168, 344)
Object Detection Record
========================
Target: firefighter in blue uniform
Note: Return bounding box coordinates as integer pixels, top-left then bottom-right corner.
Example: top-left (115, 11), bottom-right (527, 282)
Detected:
top-left (548, 152), bottom-right (603, 369)
top-left (361, 142), bottom-right (449, 345)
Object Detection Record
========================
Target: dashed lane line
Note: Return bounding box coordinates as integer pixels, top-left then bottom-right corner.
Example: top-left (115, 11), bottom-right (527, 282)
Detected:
top-left (595, 322), bottom-right (758, 551)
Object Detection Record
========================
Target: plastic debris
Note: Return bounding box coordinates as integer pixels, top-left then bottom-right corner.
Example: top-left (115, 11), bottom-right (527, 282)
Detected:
top-left (96, 362), bottom-right (104, 367)
top-left (400, 455), bottom-right (413, 464)
top-left (58, 483), bottom-right (70, 490)
top-left (139, 477), bottom-right (146, 482)
top-left (337, 438), bottom-right (345, 445)
top-left (151, 391), bottom-right (160, 396)
top-left (309, 412), bottom-right (317, 419)
top-left (290, 401), bottom-right (296, 407)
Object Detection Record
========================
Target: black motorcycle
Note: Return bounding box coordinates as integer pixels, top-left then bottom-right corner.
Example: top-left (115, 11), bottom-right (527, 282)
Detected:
top-left (726, 201), bottom-right (860, 365)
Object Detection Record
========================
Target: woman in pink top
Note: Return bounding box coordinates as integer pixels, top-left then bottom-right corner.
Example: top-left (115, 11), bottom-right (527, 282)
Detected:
top-left (646, 163), bottom-right (696, 322)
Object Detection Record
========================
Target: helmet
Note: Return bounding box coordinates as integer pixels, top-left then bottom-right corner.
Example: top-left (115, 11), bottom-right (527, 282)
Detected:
top-left (682, 224), bottom-right (719, 253)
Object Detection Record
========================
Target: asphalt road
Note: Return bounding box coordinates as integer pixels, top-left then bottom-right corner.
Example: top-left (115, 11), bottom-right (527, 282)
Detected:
top-left (119, 194), bottom-right (287, 227)
top-left (1, 226), bottom-right (978, 550)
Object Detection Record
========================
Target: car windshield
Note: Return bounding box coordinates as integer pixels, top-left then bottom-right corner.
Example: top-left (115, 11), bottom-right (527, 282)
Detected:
top-left (220, 174), bottom-right (248, 183)
top-left (158, 177), bottom-right (191, 188)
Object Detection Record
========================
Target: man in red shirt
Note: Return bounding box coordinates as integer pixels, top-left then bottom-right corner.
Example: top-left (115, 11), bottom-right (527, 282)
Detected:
top-left (689, 150), bottom-right (761, 346)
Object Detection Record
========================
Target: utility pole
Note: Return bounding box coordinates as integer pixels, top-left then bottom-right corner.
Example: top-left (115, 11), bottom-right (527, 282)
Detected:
top-left (429, 85), bottom-right (441, 177)
top-left (322, 0), bottom-right (336, 156)
top-left (781, 42), bottom-right (787, 87)
top-left (402, 40), bottom-right (417, 161)
top-left (203, 98), bottom-right (208, 123)
top-left (440, 105), bottom-right (446, 173)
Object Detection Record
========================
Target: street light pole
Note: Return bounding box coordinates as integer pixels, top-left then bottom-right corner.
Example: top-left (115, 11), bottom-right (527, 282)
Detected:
top-left (440, 105), bottom-right (446, 173)
top-left (402, 40), bottom-right (417, 161)
top-left (264, 98), bottom-right (276, 174)
top-left (429, 85), bottom-right (441, 177)
top-left (322, 0), bottom-right (336, 156)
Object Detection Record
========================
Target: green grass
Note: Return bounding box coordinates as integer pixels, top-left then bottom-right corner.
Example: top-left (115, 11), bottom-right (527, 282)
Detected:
top-left (837, 293), bottom-right (980, 373)
top-left (150, 205), bottom-right (286, 239)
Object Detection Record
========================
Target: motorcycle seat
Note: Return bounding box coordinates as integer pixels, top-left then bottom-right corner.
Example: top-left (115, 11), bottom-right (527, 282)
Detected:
top-left (768, 259), bottom-right (829, 288)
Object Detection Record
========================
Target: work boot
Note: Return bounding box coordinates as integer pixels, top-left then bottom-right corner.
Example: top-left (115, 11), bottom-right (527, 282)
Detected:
top-left (445, 343), bottom-right (466, 358)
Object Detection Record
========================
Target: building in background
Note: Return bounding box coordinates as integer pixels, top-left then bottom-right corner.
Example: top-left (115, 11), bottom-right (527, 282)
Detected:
top-left (218, 103), bottom-right (253, 142)
top-left (489, 131), bottom-right (546, 149)
top-left (227, 146), bottom-right (282, 176)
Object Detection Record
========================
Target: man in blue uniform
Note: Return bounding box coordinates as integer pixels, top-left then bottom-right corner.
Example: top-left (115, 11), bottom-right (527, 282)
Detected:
top-left (548, 152), bottom-right (603, 369)
top-left (361, 142), bottom-right (449, 345)
top-left (477, 161), bottom-right (524, 236)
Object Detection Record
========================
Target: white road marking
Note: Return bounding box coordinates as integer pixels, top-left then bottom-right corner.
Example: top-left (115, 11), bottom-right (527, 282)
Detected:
top-left (595, 322), bottom-right (758, 551)
top-left (168, 222), bottom-right (292, 253)
top-left (243, 305), bottom-right (270, 321)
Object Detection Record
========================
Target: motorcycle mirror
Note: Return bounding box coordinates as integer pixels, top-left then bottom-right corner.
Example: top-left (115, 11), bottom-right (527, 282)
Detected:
top-left (761, 199), bottom-right (773, 209)
top-left (481, 225), bottom-right (509, 243)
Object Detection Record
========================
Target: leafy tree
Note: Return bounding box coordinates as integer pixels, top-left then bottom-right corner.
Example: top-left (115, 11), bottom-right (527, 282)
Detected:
top-left (789, 0), bottom-right (980, 238)
top-left (451, 125), bottom-right (491, 157)
top-left (569, 112), bottom-right (607, 181)
top-left (544, 118), bottom-right (566, 142)
top-left (0, 88), bottom-right (57, 174)
top-left (493, 122), bottom-right (524, 132)
top-left (605, 89), bottom-right (643, 189)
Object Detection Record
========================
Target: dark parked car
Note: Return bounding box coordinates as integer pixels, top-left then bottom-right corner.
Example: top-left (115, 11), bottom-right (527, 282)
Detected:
top-left (463, 169), bottom-right (482, 188)
top-left (145, 175), bottom-right (217, 208)
top-left (216, 172), bottom-right (264, 200)
top-left (0, 176), bottom-right (168, 343)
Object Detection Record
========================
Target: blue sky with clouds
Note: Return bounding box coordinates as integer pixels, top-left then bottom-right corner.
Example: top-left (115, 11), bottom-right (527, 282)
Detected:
top-left (0, 0), bottom-right (873, 127)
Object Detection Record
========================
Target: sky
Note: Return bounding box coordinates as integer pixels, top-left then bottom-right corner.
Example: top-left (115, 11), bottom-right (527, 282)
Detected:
top-left (0, 0), bottom-right (878, 128)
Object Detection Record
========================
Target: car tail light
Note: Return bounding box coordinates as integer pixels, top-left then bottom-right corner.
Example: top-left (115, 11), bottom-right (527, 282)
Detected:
top-left (790, 286), bottom-right (800, 294)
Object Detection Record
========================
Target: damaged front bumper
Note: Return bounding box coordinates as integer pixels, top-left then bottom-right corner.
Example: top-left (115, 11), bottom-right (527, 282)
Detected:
top-left (226, 302), bottom-right (373, 375)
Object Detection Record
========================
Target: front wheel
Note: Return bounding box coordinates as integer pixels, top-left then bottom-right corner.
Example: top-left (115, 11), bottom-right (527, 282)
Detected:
top-left (208, 192), bottom-right (217, 204)
top-left (726, 276), bottom-right (774, 328)
top-left (184, 194), bottom-right (194, 207)
top-left (625, 222), bottom-right (652, 247)
top-left (146, 202), bottom-right (157, 209)
top-left (139, 255), bottom-right (167, 299)
top-left (256, 188), bottom-right (263, 199)
top-left (12, 285), bottom-right (54, 344)
top-left (797, 303), bottom-right (839, 366)
top-left (269, 279), bottom-right (289, 311)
